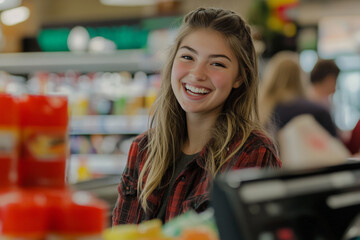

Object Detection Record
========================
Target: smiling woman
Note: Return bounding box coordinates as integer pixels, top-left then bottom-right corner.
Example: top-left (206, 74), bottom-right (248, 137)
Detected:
top-left (112, 7), bottom-right (281, 225)
top-left (171, 28), bottom-right (241, 119)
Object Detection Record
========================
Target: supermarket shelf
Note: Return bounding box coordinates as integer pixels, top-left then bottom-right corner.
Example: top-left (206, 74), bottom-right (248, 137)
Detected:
top-left (0, 49), bottom-right (162, 74)
top-left (70, 114), bottom-right (149, 135)
top-left (68, 153), bottom-right (127, 184)
top-left (69, 155), bottom-right (125, 207)
top-left (71, 174), bottom-right (121, 192)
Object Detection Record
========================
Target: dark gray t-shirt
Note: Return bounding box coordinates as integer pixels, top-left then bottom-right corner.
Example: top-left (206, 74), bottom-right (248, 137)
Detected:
top-left (156, 152), bottom-right (198, 222)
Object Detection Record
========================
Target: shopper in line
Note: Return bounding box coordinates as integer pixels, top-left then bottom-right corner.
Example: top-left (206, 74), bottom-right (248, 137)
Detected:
top-left (259, 51), bottom-right (338, 138)
top-left (112, 7), bottom-right (281, 225)
top-left (308, 59), bottom-right (340, 109)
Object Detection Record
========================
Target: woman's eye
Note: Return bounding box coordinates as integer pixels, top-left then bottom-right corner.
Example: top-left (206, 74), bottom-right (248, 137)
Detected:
top-left (181, 55), bottom-right (193, 60)
top-left (212, 62), bottom-right (226, 68)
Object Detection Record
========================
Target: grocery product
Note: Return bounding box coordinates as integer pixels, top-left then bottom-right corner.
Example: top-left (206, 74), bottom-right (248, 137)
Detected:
top-left (103, 219), bottom-right (171, 240)
top-left (179, 226), bottom-right (219, 240)
top-left (18, 94), bottom-right (68, 188)
top-left (48, 191), bottom-right (108, 240)
top-left (0, 93), bottom-right (18, 189)
top-left (163, 209), bottom-right (218, 238)
top-left (0, 189), bottom-right (48, 240)
top-left (103, 224), bottom-right (139, 240)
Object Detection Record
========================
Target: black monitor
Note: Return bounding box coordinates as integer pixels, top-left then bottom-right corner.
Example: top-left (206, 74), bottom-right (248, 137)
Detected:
top-left (211, 162), bottom-right (360, 240)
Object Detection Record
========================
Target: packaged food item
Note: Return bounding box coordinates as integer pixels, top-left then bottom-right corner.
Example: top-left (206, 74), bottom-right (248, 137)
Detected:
top-left (162, 208), bottom-right (218, 238)
top-left (48, 191), bottom-right (108, 240)
top-left (103, 224), bottom-right (139, 240)
top-left (103, 219), bottom-right (172, 240)
top-left (0, 94), bottom-right (18, 189)
top-left (178, 226), bottom-right (219, 240)
top-left (0, 189), bottom-right (48, 240)
top-left (18, 94), bottom-right (68, 188)
top-left (137, 219), bottom-right (163, 238)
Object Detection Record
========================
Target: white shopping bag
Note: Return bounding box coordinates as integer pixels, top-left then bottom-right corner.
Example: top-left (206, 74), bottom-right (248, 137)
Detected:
top-left (278, 114), bottom-right (350, 170)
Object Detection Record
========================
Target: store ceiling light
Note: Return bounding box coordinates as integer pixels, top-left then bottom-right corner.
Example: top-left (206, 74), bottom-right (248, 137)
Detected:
top-left (100, 0), bottom-right (157, 6)
top-left (1, 6), bottom-right (29, 26)
top-left (0, 0), bottom-right (21, 11)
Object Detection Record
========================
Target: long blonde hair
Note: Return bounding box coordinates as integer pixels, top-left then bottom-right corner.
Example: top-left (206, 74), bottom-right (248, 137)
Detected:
top-left (138, 7), bottom-right (261, 210)
top-left (259, 51), bottom-right (307, 126)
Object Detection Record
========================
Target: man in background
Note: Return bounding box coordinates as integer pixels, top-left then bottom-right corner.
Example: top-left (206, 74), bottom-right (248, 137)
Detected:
top-left (308, 59), bottom-right (340, 109)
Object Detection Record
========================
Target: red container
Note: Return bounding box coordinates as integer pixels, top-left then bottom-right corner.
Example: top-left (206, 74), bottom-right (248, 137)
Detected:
top-left (0, 94), bottom-right (19, 189)
top-left (0, 189), bottom-right (48, 239)
top-left (18, 94), bottom-right (68, 188)
top-left (49, 191), bottom-right (108, 239)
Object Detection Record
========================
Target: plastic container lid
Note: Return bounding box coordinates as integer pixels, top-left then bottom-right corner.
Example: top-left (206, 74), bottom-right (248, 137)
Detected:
top-left (0, 189), bottom-right (48, 238)
top-left (0, 93), bottom-right (18, 125)
top-left (19, 94), bottom-right (68, 126)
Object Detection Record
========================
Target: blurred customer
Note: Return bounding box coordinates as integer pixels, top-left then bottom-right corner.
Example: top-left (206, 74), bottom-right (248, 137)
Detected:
top-left (309, 59), bottom-right (340, 109)
top-left (259, 51), bottom-right (337, 138)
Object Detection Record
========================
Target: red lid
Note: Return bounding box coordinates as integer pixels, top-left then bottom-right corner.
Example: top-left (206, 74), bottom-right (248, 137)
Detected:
top-left (51, 191), bottom-right (108, 234)
top-left (19, 94), bottom-right (68, 126)
top-left (0, 189), bottom-right (48, 237)
top-left (0, 93), bottom-right (18, 125)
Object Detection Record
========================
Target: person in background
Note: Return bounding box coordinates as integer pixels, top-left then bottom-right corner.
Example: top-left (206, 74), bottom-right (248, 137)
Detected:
top-left (259, 51), bottom-right (337, 138)
top-left (112, 7), bottom-right (281, 225)
top-left (308, 59), bottom-right (355, 147)
top-left (308, 59), bottom-right (340, 109)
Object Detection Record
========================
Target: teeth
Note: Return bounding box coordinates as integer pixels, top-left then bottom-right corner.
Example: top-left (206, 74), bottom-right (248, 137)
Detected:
top-left (185, 84), bottom-right (210, 94)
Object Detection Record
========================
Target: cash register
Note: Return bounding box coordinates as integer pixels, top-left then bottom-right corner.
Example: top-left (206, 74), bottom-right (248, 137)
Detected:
top-left (212, 161), bottom-right (360, 240)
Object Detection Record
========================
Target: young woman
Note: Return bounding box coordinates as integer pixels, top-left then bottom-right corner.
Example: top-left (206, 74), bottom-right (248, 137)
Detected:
top-left (112, 7), bottom-right (281, 225)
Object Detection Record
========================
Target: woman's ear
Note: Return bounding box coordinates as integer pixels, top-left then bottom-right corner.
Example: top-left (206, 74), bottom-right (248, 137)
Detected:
top-left (233, 77), bottom-right (243, 89)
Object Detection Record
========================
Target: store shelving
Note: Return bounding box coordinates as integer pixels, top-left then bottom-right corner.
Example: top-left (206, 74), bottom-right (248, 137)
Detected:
top-left (70, 114), bottom-right (149, 135)
top-left (68, 114), bottom-right (149, 184)
top-left (0, 49), bottom-right (158, 185)
top-left (68, 153), bottom-right (128, 183)
top-left (0, 49), bottom-right (162, 74)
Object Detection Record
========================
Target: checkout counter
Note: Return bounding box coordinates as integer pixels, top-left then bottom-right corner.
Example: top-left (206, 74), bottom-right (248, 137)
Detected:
top-left (212, 161), bottom-right (360, 240)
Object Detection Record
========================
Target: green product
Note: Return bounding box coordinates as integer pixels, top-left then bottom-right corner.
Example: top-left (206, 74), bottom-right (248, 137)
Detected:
top-left (162, 208), bottom-right (218, 238)
top-left (37, 28), bottom-right (71, 52)
top-left (113, 96), bottom-right (128, 115)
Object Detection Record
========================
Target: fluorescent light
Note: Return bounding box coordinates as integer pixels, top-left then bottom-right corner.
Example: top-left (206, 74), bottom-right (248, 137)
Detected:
top-left (0, 0), bottom-right (21, 11)
top-left (1, 6), bottom-right (29, 26)
top-left (100, 0), bottom-right (157, 6)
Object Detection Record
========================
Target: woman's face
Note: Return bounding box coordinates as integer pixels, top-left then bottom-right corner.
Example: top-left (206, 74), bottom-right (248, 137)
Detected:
top-left (171, 28), bottom-right (241, 118)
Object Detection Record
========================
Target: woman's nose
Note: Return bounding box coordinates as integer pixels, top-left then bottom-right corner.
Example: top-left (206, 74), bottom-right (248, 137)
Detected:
top-left (190, 62), bottom-right (207, 81)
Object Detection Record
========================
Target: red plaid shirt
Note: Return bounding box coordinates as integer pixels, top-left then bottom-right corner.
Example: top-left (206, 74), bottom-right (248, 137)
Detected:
top-left (112, 130), bottom-right (281, 225)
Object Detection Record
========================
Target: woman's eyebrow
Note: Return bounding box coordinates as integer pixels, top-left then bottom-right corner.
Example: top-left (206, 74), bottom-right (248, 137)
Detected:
top-left (179, 45), bottom-right (232, 62)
